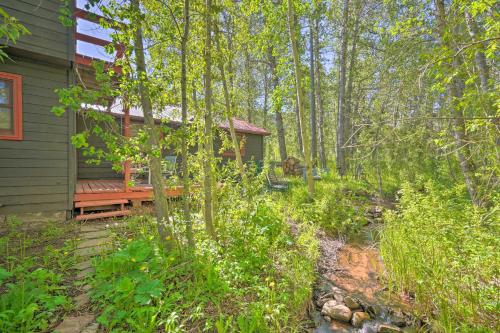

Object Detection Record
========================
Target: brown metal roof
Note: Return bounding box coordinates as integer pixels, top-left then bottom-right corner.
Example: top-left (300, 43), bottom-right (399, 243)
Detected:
top-left (219, 118), bottom-right (271, 136)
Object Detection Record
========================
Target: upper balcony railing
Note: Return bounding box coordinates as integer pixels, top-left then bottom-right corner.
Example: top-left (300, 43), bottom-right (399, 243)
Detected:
top-left (73, 7), bottom-right (123, 68)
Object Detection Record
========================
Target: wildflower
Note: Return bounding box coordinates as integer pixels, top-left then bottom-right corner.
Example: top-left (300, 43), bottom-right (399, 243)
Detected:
top-left (131, 258), bottom-right (136, 262)
top-left (269, 282), bottom-right (275, 288)
top-left (165, 235), bottom-right (171, 241)
top-left (64, 251), bottom-right (68, 256)
top-left (140, 265), bottom-right (147, 271)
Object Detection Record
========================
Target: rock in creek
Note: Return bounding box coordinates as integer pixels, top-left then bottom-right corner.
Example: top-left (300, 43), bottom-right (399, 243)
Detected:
top-left (352, 311), bottom-right (370, 327)
top-left (321, 300), bottom-right (337, 316)
top-left (390, 312), bottom-right (406, 327)
top-left (322, 302), bottom-right (352, 323)
top-left (331, 286), bottom-right (346, 303)
top-left (344, 295), bottom-right (361, 310)
top-left (378, 324), bottom-right (403, 333)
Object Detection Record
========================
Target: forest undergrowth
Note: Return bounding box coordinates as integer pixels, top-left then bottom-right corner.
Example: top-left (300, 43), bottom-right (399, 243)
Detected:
top-left (0, 170), bottom-right (498, 332)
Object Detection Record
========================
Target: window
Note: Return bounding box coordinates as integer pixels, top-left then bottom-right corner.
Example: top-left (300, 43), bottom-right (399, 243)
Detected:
top-left (0, 72), bottom-right (22, 140)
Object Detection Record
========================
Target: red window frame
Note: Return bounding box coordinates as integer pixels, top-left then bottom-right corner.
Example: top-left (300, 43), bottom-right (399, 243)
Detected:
top-left (0, 72), bottom-right (23, 140)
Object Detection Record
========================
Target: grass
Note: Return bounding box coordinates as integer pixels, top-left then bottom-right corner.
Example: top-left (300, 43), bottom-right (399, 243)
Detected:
top-left (380, 181), bottom-right (499, 332)
top-left (0, 217), bottom-right (77, 332)
top-left (276, 173), bottom-right (373, 237)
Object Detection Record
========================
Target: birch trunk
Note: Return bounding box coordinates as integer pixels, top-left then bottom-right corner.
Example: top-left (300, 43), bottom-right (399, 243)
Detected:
top-left (464, 10), bottom-right (490, 93)
top-left (215, 26), bottom-right (245, 177)
top-left (268, 48), bottom-right (288, 163)
top-left (345, 3), bottom-right (360, 163)
top-left (314, 15), bottom-right (327, 169)
top-left (435, 0), bottom-right (480, 205)
top-left (132, 0), bottom-right (174, 247)
top-left (336, 0), bottom-right (349, 176)
top-left (309, 17), bottom-right (317, 164)
top-left (203, 0), bottom-right (216, 237)
top-left (180, 0), bottom-right (193, 247)
top-left (287, 0), bottom-right (314, 195)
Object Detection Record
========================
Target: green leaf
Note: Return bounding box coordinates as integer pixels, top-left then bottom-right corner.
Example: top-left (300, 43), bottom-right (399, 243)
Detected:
top-left (134, 279), bottom-right (164, 305)
top-left (51, 106), bottom-right (66, 117)
top-left (0, 267), bottom-right (12, 284)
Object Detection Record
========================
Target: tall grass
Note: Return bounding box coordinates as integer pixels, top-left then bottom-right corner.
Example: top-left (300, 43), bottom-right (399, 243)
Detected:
top-left (380, 181), bottom-right (499, 332)
top-left (278, 174), bottom-right (371, 236)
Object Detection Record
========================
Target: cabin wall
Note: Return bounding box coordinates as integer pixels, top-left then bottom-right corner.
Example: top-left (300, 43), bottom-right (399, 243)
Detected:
top-left (0, 0), bottom-right (73, 64)
top-left (76, 118), bottom-right (266, 180)
top-left (216, 132), bottom-right (264, 164)
top-left (0, 57), bottom-right (73, 216)
top-left (76, 117), bottom-right (180, 180)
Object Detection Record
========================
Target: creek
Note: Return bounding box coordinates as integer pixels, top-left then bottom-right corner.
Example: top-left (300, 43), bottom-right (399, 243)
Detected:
top-left (306, 206), bottom-right (423, 333)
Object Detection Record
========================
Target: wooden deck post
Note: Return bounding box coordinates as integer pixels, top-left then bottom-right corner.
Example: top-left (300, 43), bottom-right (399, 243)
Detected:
top-left (124, 103), bottom-right (131, 193)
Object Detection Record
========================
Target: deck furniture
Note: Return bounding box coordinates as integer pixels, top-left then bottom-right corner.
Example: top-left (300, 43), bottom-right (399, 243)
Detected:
top-left (303, 167), bottom-right (322, 181)
top-left (266, 167), bottom-right (289, 192)
top-left (163, 156), bottom-right (177, 178)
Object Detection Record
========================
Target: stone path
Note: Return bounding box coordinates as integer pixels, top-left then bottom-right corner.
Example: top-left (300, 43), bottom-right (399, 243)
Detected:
top-left (53, 221), bottom-right (116, 333)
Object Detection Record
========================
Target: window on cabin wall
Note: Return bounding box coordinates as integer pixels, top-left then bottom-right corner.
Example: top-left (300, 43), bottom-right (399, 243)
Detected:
top-left (222, 133), bottom-right (247, 157)
top-left (0, 72), bottom-right (22, 140)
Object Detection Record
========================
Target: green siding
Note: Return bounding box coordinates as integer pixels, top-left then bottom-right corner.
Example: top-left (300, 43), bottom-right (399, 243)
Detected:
top-left (216, 131), bottom-right (264, 164)
top-left (0, 58), bottom-right (72, 215)
top-left (77, 119), bottom-right (266, 180)
top-left (242, 134), bottom-right (264, 163)
top-left (0, 0), bottom-right (73, 62)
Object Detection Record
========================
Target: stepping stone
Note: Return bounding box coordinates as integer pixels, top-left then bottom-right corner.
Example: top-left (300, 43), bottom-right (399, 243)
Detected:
top-left (81, 323), bottom-right (99, 333)
top-left (76, 244), bottom-right (112, 258)
top-left (53, 314), bottom-right (94, 333)
top-left (81, 229), bottom-right (109, 240)
top-left (75, 260), bottom-right (93, 271)
top-left (78, 237), bottom-right (112, 250)
top-left (80, 224), bottom-right (108, 232)
top-left (74, 293), bottom-right (90, 310)
top-left (77, 267), bottom-right (95, 280)
top-left (81, 284), bottom-right (92, 292)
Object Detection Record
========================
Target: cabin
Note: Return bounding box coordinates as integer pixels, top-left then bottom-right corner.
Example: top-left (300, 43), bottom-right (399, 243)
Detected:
top-left (0, 1), bottom-right (269, 222)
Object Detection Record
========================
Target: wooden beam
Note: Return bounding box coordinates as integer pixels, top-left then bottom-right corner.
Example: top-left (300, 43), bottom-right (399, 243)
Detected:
top-left (75, 53), bottom-right (122, 74)
top-left (75, 209), bottom-right (131, 221)
top-left (74, 9), bottom-right (119, 27)
top-left (123, 104), bottom-right (131, 192)
top-left (76, 32), bottom-right (112, 47)
top-left (74, 187), bottom-right (183, 202)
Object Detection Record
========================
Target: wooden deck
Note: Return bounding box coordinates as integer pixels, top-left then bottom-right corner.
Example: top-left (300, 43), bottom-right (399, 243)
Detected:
top-left (75, 180), bottom-right (183, 202)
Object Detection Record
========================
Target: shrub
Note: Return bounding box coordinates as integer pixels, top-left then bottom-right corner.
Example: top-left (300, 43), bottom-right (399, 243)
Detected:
top-left (0, 266), bottom-right (70, 332)
top-left (380, 181), bottom-right (499, 332)
top-left (281, 175), bottom-right (370, 236)
top-left (90, 196), bottom-right (319, 332)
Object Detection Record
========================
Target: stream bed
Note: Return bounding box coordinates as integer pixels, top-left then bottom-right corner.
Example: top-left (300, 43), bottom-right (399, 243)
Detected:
top-left (305, 207), bottom-right (424, 333)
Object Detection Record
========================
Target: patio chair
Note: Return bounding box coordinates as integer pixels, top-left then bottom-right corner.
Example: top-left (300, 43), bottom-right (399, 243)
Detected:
top-left (163, 155), bottom-right (177, 178)
top-left (303, 167), bottom-right (322, 181)
top-left (266, 167), bottom-right (289, 192)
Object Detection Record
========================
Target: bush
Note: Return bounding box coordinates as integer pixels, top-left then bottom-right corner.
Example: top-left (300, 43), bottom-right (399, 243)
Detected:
top-left (380, 181), bottom-right (499, 332)
top-left (0, 266), bottom-right (70, 332)
top-left (281, 175), bottom-right (371, 236)
top-left (91, 196), bottom-right (319, 332)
